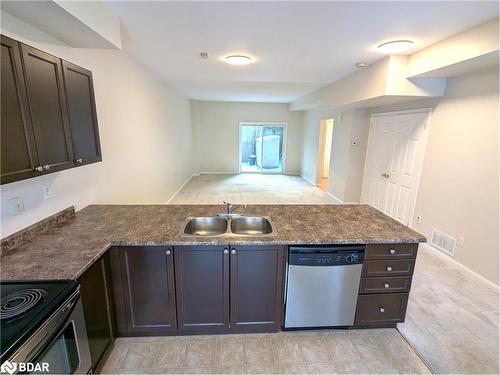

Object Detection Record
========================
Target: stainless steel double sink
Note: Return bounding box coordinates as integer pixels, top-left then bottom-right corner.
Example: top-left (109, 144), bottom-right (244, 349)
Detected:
top-left (180, 216), bottom-right (275, 237)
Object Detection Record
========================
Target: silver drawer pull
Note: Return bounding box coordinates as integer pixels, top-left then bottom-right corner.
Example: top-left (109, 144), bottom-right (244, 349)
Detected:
top-left (224, 248), bottom-right (229, 254)
top-left (35, 166), bottom-right (44, 172)
top-left (389, 249), bottom-right (396, 255)
top-left (165, 250), bottom-right (171, 256)
top-left (76, 158), bottom-right (83, 164)
top-left (231, 249), bottom-right (236, 255)
top-left (379, 306), bottom-right (385, 313)
top-left (386, 266), bottom-right (393, 272)
top-left (43, 164), bottom-right (50, 171)
top-left (383, 283), bottom-right (390, 289)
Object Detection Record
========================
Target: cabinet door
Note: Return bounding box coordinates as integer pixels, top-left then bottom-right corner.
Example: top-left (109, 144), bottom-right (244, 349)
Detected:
top-left (78, 255), bottom-right (114, 371)
top-left (20, 44), bottom-right (74, 173)
top-left (62, 61), bottom-right (102, 166)
top-left (175, 246), bottom-right (230, 334)
top-left (1, 35), bottom-right (39, 184)
top-left (117, 246), bottom-right (177, 334)
top-left (230, 245), bottom-right (285, 333)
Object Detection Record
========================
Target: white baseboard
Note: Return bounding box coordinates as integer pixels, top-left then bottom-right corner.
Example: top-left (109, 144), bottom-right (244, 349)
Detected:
top-left (326, 191), bottom-right (344, 204)
top-left (301, 174), bottom-right (316, 186)
top-left (166, 174), bottom-right (195, 204)
top-left (421, 243), bottom-right (499, 293)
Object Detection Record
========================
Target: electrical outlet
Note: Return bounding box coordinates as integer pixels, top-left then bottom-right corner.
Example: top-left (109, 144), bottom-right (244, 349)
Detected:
top-left (10, 196), bottom-right (25, 215)
top-left (457, 237), bottom-right (465, 247)
top-left (415, 215), bottom-right (422, 224)
top-left (42, 186), bottom-right (51, 200)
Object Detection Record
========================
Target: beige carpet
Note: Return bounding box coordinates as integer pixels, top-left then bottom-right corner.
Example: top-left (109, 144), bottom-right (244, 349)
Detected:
top-left (170, 174), bottom-right (338, 204)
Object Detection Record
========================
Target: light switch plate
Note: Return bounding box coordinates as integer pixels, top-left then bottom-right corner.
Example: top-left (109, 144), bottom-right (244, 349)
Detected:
top-left (457, 237), bottom-right (465, 247)
top-left (42, 186), bottom-right (51, 200)
top-left (11, 196), bottom-right (25, 215)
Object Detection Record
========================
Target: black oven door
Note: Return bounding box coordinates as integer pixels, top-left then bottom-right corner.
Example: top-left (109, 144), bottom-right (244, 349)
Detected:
top-left (10, 290), bottom-right (92, 374)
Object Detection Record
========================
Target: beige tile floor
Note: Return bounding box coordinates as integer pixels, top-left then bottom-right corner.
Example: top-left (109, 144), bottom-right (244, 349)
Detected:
top-left (169, 174), bottom-right (337, 204)
top-left (100, 329), bottom-right (431, 374)
top-left (102, 174), bottom-right (499, 374)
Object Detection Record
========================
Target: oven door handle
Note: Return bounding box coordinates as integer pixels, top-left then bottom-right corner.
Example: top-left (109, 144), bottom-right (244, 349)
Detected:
top-left (25, 293), bottom-right (81, 364)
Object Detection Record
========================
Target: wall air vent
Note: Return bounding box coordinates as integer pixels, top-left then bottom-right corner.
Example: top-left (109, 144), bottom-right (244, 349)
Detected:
top-left (431, 229), bottom-right (457, 256)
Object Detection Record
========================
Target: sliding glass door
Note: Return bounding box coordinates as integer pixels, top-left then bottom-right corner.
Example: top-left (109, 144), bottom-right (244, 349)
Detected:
top-left (240, 123), bottom-right (286, 174)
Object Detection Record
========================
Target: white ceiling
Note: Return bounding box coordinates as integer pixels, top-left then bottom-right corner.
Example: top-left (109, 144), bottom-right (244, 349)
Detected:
top-left (106, 1), bottom-right (498, 103)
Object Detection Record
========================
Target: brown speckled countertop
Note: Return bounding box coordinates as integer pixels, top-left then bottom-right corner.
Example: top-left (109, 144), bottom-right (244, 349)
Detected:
top-left (0, 204), bottom-right (425, 281)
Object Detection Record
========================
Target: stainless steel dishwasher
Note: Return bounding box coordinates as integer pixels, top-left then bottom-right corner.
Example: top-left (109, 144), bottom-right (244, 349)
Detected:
top-left (284, 245), bottom-right (365, 328)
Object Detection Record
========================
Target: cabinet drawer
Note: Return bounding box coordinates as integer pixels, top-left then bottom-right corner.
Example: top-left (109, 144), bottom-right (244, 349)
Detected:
top-left (359, 277), bottom-right (412, 294)
top-left (365, 244), bottom-right (417, 260)
top-left (362, 259), bottom-right (415, 277)
top-left (355, 293), bottom-right (409, 326)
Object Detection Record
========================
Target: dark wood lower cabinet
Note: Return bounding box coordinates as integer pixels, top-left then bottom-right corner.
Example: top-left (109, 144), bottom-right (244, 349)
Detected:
top-left (174, 246), bottom-right (230, 334)
top-left (230, 245), bottom-right (285, 332)
top-left (355, 293), bottom-right (409, 326)
top-left (110, 246), bottom-right (177, 335)
top-left (78, 254), bottom-right (114, 372)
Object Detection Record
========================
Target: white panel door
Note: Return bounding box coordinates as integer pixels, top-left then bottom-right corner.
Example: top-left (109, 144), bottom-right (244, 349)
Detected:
top-left (361, 110), bottom-right (430, 226)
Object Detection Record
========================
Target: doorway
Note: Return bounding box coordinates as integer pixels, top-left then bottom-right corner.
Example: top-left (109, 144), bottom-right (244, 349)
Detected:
top-left (316, 119), bottom-right (334, 191)
top-left (361, 109), bottom-right (431, 226)
top-left (239, 123), bottom-right (286, 174)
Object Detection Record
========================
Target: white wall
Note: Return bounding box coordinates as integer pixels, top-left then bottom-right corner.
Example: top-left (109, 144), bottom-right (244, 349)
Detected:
top-left (370, 67), bottom-right (499, 285)
top-left (1, 12), bottom-right (194, 237)
top-left (301, 107), bottom-right (369, 202)
top-left (194, 101), bottom-right (303, 175)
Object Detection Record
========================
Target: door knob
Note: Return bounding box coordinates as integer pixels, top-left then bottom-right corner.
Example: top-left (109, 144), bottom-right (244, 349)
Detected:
top-left (35, 166), bottom-right (44, 172)
top-left (381, 173), bottom-right (390, 179)
top-left (379, 306), bottom-right (385, 313)
top-left (76, 158), bottom-right (83, 164)
top-left (386, 266), bottom-right (393, 272)
top-left (43, 165), bottom-right (50, 171)
top-left (383, 283), bottom-right (390, 289)
top-left (389, 249), bottom-right (396, 255)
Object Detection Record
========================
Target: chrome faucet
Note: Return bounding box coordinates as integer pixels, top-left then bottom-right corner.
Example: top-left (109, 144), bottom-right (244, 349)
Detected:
top-left (218, 201), bottom-right (247, 218)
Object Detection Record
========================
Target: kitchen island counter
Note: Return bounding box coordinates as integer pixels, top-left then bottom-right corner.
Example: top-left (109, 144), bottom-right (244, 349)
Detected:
top-left (0, 204), bottom-right (425, 280)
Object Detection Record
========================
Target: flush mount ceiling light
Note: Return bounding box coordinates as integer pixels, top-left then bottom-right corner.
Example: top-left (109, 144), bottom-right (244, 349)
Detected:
top-left (377, 40), bottom-right (414, 54)
top-left (225, 55), bottom-right (253, 65)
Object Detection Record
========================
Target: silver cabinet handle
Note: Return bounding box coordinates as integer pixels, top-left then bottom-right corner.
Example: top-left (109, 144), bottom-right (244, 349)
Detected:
top-left (43, 164), bottom-right (50, 171)
top-left (383, 283), bottom-right (390, 289)
top-left (224, 248), bottom-right (229, 254)
top-left (76, 158), bottom-right (83, 164)
top-left (389, 249), bottom-right (396, 255)
top-left (165, 250), bottom-right (171, 256)
top-left (35, 166), bottom-right (44, 172)
top-left (379, 306), bottom-right (385, 313)
top-left (386, 266), bottom-right (393, 272)
top-left (231, 249), bottom-right (236, 255)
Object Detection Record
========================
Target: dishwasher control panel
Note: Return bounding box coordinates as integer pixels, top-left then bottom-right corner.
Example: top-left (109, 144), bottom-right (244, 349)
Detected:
top-left (289, 246), bottom-right (365, 266)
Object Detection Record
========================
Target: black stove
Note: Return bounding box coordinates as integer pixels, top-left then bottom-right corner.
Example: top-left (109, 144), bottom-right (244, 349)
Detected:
top-left (0, 280), bottom-right (77, 362)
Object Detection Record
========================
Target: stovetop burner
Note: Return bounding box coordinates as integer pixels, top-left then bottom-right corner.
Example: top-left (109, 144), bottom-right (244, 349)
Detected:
top-left (0, 288), bottom-right (47, 320)
top-left (1, 280), bottom-right (77, 362)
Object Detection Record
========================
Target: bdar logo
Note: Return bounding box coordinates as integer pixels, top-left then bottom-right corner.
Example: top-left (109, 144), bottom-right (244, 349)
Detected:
top-left (0, 361), bottom-right (17, 375)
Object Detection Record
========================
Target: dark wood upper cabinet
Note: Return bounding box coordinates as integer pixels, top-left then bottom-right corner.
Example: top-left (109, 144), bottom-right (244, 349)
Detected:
top-left (1, 35), bottom-right (102, 184)
top-left (78, 254), bottom-right (115, 372)
top-left (230, 245), bottom-right (285, 333)
top-left (114, 246), bottom-right (177, 335)
top-left (62, 61), bottom-right (101, 165)
top-left (174, 246), bottom-right (230, 334)
top-left (0, 35), bottom-right (39, 184)
top-left (20, 43), bottom-right (74, 173)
